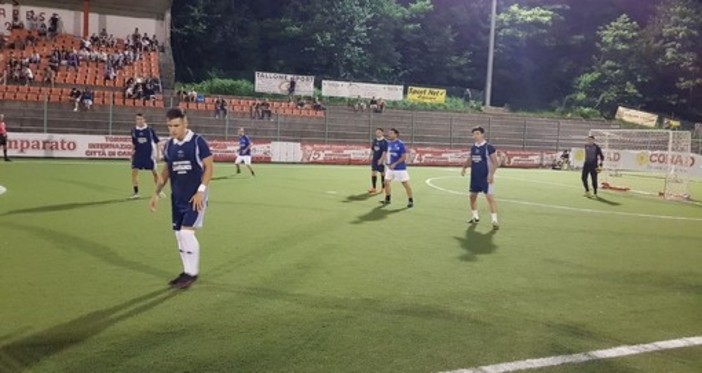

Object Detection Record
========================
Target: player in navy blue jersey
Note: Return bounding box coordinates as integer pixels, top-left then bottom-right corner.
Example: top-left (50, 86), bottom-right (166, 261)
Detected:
top-left (130, 113), bottom-right (163, 199)
top-left (368, 128), bottom-right (388, 194)
top-left (235, 128), bottom-right (256, 176)
top-left (380, 128), bottom-right (414, 208)
top-left (461, 126), bottom-right (499, 229)
top-left (150, 108), bottom-right (214, 289)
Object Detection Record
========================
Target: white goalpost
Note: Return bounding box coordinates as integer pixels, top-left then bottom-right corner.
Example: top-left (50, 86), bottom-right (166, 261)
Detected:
top-left (588, 129), bottom-right (693, 200)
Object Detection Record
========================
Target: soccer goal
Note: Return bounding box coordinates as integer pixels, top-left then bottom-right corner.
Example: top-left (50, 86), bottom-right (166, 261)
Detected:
top-left (588, 129), bottom-right (693, 200)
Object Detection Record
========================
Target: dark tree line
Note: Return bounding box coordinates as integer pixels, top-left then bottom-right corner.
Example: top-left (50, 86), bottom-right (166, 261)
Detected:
top-left (171, 0), bottom-right (702, 121)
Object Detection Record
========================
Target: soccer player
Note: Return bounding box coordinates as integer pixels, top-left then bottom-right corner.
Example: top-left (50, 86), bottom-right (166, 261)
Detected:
top-left (368, 127), bottom-right (387, 194)
top-left (130, 113), bottom-right (163, 199)
top-left (149, 108), bottom-right (214, 290)
top-left (380, 128), bottom-right (414, 208)
top-left (0, 114), bottom-right (10, 161)
top-left (461, 126), bottom-right (499, 229)
top-left (235, 128), bottom-right (256, 176)
top-left (582, 135), bottom-right (604, 197)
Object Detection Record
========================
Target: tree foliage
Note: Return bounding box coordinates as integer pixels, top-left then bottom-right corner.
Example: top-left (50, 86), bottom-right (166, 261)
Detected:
top-left (171, 0), bottom-right (702, 121)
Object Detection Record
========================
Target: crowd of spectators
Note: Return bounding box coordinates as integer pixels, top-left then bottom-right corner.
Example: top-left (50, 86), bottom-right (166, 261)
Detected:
top-left (352, 96), bottom-right (385, 113)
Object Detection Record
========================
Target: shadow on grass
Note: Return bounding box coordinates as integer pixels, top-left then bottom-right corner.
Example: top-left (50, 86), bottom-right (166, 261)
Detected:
top-left (54, 178), bottom-right (124, 195)
top-left (0, 289), bottom-right (175, 373)
top-left (211, 174), bottom-right (247, 181)
top-left (199, 284), bottom-right (485, 325)
top-left (0, 199), bottom-right (134, 216)
top-left (341, 193), bottom-right (375, 203)
top-left (594, 196), bottom-right (622, 206)
top-left (352, 205), bottom-right (408, 224)
top-left (454, 224), bottom-right (498, 262)
top-left (2, 222), bottom-right (171, 279)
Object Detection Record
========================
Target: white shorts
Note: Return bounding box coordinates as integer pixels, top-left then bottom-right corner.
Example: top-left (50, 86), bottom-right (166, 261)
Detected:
top-left (384, 169), bottom-right (410, 182)
top-left (236, 155), bottom-right (252, 165)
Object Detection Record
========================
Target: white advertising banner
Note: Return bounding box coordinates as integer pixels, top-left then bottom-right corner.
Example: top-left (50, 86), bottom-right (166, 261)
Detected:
top-left (322, 80), bottom-right (404, 101)
top-left (255, 71), bottom-right (315, 96)
top-left (615, 106), bottom-right (659, 128)
top-left (571, 147), bottom-right (702, 177)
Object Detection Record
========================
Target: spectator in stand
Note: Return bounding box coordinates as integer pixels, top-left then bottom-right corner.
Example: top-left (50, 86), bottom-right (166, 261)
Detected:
top-left (27, 11), bottom-right (38, 31)
top-left (21, 66), bottom-right (33, 86)
top-left (0, 69), bottom-right (7, 86)
top-left (214, 97), bottom-right (228, 119)
top-left (251, 100), bottom-right (261, 119)
top-left (369, 96), bottom-right (378, 112)
top-left (81, 89), bottom-right (94, 111)
top-left (187, 88), bottom-right (198, 102)
top-left (103, 63), bottom-right (116, 84)
top-left (48, 54), bottom-right (59, 71)
top-left (43, 66), bottom-right (55, 88)
top-left (376, 97), bottom-right (385, 113)
top-left (296, 97), bottom-right (306, 109)
top-left (69, 87), bottom-right (82, 111)
top-left (38, 23), bottom-right (47, 37)
top-left (288, 77), bottom-right (296, 100)
top-left (29, 50), bottom-right (40, 64)
top-left (107, 34), bottom-right (116, 48)
top-left (48, 13), bottom-right (60, 39)
top-left (143, 83), bottom-right (156, 103)
top-left (260, 99), bottom-right (272, 120)
top-left (176, 88), bottom-right (187, 102)
top-left (313, 97), bottom-right (325, 111)
top-left (67, 50), bottom-right (80, 71)
top-left (11, 15), bottom-right (24, 30)
top-left (26, 32), bottom-right (36, 47)
top-left (151, 34), bottom-right (160, 51)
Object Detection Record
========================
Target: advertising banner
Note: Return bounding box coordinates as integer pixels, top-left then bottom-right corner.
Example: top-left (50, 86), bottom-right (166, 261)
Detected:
top-left (615, 106), bottom-right (658, 128)
top-left (570, 147), bottom-right (702, 177)
top-left (322, 80), bottom-right (404, 101)
top-left (407, 86), bottom-right (447, 104)
top-left (255, 71), bottom-right (315, 96)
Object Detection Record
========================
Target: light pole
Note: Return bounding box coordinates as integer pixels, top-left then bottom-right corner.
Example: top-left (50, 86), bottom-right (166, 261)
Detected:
top-left (485, 0), bottom-right (497, 108)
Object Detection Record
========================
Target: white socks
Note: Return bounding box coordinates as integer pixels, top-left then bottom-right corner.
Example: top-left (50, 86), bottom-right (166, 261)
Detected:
top-left (491, 213), bottom-right (498, 223)
top-left (175, 230), bottom-right (200, 276)
top-left (472, 210), bottom-right (479, 219)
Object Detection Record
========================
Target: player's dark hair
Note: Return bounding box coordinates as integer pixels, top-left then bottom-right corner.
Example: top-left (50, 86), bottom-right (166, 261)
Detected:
top-left (166, 108), bottom-right (186, 120)
top-left (389, 128), bottom-right (399, 135)
top-left (136, 113), bottom-right (143, 117)
top-left (376, 127), bottom-right (384, 132)
top-left (588, 135), bottom-right (595, 140)
top-left (471, 126), bottom-right (485, 134)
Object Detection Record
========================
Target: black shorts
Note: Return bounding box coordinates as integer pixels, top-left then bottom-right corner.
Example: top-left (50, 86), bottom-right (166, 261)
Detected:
top-left (0, 135), bottom-right (7, 146)
top-left (371, 161), bottom-right (385, 173)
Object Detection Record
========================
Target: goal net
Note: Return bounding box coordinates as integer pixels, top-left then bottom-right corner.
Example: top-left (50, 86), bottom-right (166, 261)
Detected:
top-left (588, 129), bottom-right (692, 200)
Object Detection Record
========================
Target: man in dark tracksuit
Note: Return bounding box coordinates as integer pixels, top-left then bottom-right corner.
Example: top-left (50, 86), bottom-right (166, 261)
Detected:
top-left (583, 135), bottom-right (604, 197)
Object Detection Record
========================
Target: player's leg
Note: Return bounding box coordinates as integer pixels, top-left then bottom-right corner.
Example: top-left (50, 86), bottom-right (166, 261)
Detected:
top-left (401, 181), bottom-right (413, 208)
top-left (590, 167), bottom-right (599, 196)
top-left (2, 142), bottom-right (8, 161)
top-left (381, 171), bottom-right (392, 205)
top-left (485, 184), bottom-right (499, 229)
top-left (581, 166), bottom-right (591, 196)
top-left (245, 156), bottom-right (255, 176)
top-left (370, 169), bottom-right (378, 193)
top-left (468, 192), bottom-right (479, 223)
top-left (235, 156), bottom-right (242, 174)
top-left (173, 206), bottom-right (206, 289)
top-left (130, 168), bottom-right (140, 198)
top-left (169, 208), bottom-right (188, 286)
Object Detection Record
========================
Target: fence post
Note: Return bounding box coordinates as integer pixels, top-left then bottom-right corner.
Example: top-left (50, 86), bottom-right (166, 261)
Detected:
top-left (276, 114), bottom-right (281, 141)
top-left (108, 93), bottom-right (114, 135)
top-left (522, 119), bottom-right (527, 150)
top-left (410, 110), bottom-right (415, 147)
top-left (43, 94), bottom-right (48, 133)
top-left (449, 116), bottom-right (454, 148)
top-left (368, 110), bottom-right (373, 141)
top-left (324, 111), bottom-right (329, 144)
top-left (224, 115), bottom-right (229, 140)
top-left (556, 120), bottom-right (561, 151)
top-left (487, 116), bottom-right (492, 136)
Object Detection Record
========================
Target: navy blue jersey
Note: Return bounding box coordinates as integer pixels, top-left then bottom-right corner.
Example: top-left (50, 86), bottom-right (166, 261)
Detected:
top-left (386, 139), bottom-right (407, 170)
top-left (163, 131), bottom-right (212, 206)
top-left (239, 135), bottom-right (252, 156)
top-left (470, 142), bottom-right (496, 180)
top-left (132, 126), bottom-right (160, 163)
top-left (371, 138), bottom-right (388, 161)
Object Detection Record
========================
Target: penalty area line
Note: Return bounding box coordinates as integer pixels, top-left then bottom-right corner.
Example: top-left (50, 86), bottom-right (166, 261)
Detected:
top-left (425, 176), bottom-right (702, 222)
top-left (437, 336), bottom-right (702, 373)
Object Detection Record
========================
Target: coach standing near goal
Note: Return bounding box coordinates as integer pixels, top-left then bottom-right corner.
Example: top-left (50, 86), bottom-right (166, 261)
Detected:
top-left (582, 135), bottom-right (604, 197)
top-left (0, 114), bottom-right (10, 162)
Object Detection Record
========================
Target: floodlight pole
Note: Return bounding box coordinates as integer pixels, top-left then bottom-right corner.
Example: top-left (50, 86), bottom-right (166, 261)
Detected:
top-left (485, 0), bottom-right (497, 108)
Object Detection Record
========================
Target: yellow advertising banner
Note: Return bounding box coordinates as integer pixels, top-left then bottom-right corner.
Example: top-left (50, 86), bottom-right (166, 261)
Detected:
top-left (407, 86), bottom-right (447, 104)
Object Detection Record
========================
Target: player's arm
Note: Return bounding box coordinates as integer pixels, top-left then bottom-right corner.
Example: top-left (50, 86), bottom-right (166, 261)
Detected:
top-left (596, 145), bottom-right (604, 166)
top-left (190, 155), bottom-right (213, 212)
top-left (488, 151), bottom-right (499, 183)
top-left (461, 155), bottom-right (471, 177)
top-left (149, 164), bottom-right (170, 212)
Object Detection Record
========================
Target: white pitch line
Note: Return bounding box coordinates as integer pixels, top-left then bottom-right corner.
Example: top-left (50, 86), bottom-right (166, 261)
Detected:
top-left (439, 336), bottom-right (702, 373)
top-left (425, 176), bottom-right (702, 222)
